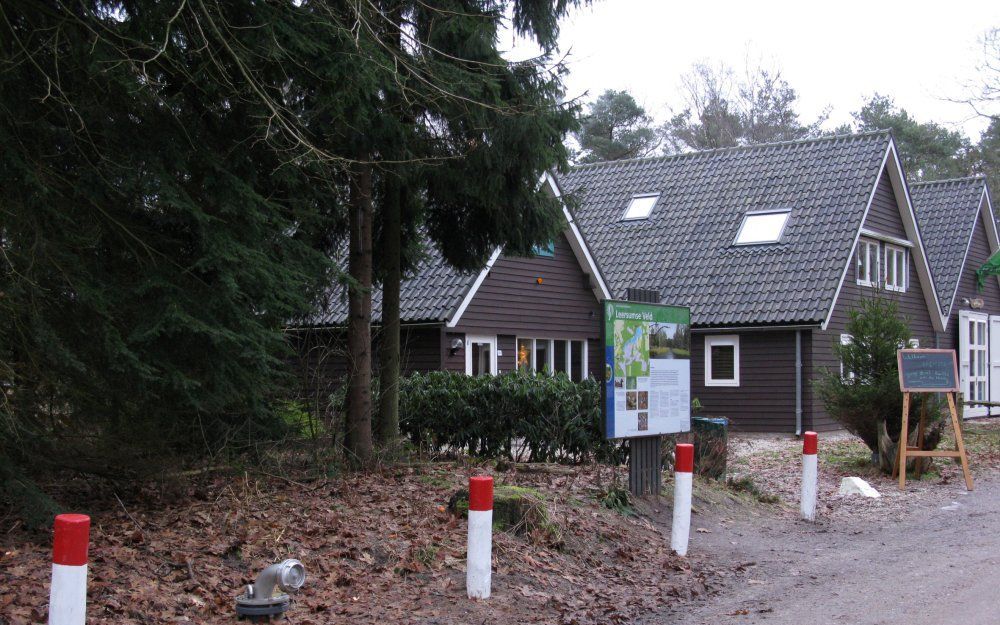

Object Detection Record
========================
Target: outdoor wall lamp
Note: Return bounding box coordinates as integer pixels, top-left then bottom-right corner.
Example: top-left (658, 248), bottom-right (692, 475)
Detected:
top-left (450, 338), bottom-right (464, 355)
top-left (236, 559), bottom-right (306, 620)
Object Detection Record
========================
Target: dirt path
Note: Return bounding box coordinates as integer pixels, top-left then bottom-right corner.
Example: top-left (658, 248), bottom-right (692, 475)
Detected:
top-left (650, 475), bottom-right (1000, 624)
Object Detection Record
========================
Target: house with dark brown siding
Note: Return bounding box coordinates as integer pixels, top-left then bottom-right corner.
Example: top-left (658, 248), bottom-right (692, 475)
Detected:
top-left (559, 131), bottom-right (946, 433)
top-left (293, 174), bottom-right (611, 407)
top-left (912, 177), bottom-right (1000, 418)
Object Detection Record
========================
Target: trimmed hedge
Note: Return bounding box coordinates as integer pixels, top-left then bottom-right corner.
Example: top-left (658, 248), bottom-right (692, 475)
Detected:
top-left (399, 370), bottom-right (625, 463)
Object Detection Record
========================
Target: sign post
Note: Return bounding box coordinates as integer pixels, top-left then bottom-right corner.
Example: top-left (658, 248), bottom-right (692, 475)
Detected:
top-left (895, 349), bottom-right (973, 491)
top-left (602, 298), bottom-right (692, 497)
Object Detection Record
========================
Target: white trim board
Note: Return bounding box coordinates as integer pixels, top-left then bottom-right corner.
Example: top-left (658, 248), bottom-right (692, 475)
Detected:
top-left (821, 140), bottom-right (946, 333)
top-left (859, 228), bottom-right (914, 248)
top-left (446, 248), bottom-right (501, 328)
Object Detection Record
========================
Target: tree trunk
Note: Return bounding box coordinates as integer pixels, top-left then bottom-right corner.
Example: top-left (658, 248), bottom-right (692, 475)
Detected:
top-left (376, 175), bottom-right (402, 445)
top-left (345, 164), bottom-right (374, 466)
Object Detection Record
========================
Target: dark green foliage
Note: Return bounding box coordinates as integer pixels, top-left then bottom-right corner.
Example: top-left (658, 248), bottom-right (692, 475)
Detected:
top-left (726, 476), bottom-right (779, 504)
top-left (398, 370), bottom-right (626, 464)
top-left (1, 1), bottom-right (341, 473)
top-left (575, 90), bottom-right (659, 163)
top-left (972, 118), bottom-right (1000, 199)
top-left (816, 295), bottom-right (941, 454)
top-left (841, 94), bottom-right (972, 180)
top-left (1, 0), bottom-right (583, 476)
top-left (0, 456), bottom-right (61, 529)
top-left (599, 485), bottom-right (634, 516)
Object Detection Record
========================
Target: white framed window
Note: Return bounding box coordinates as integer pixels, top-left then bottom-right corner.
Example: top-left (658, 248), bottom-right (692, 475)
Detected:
top-left (884, 244), bottom-right (907, 292)
top-left (734, 209), bottom-right (791, 245)
top-left (621, 193), bottom-right (659, 220)
top-left (516, 337), bottom-right (588, 380)
top-left (856, 238), bottom-right (879, 287)
top-left (704, 335), bottom-right (739, 387)
top-left (840, 334), bottom-right (855, 380)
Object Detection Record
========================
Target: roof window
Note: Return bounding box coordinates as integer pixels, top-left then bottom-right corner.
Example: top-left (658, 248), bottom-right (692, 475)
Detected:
top-left (734, 209), bottom-right (790, 245)
top-left (622, 193), bottom-right (659, 220)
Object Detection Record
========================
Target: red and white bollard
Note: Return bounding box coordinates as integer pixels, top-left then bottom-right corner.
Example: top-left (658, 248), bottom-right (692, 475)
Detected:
top-left (49, 513), bottom-right (90, 625)
top-left (466, 476), bottom-right (493, 599)
top-left (671, 443), bottom-right (694, 556)
top-left (800, 431), bottom-right (818, 521)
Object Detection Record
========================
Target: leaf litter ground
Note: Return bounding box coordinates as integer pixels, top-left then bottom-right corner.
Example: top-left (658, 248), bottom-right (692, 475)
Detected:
top-left (1, 462), bottom-right (715, 625)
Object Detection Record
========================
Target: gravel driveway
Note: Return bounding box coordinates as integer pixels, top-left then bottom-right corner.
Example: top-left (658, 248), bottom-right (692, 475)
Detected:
top-left (648, 428), bottom-right (1000, 625)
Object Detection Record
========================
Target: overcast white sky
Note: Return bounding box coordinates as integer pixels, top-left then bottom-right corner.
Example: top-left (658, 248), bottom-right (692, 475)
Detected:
top-left (506, 0), bottom-right (999, 141)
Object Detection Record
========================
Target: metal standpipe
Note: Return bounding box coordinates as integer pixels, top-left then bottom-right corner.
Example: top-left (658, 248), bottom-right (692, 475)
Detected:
top-left (235, 559), bottom-right (306, 622)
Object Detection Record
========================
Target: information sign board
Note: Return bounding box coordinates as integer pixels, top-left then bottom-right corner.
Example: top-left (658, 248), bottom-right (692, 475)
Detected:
top-left (603, 300), bottom-right (691, 439)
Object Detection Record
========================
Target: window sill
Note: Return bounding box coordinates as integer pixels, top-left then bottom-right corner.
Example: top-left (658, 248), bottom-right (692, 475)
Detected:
top-left (705, 380), bottom-right (740, 387)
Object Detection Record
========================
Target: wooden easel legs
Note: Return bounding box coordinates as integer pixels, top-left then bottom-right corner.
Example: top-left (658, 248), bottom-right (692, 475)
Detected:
top-left (896, 392), bottom-right (973, 491)
top-left (947, 393), bottom-right (974, 492)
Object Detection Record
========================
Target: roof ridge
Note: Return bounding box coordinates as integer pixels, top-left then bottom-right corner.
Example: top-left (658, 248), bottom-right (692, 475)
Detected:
top-left (570, 129), bottom-right (891, 171)
top-left (909, 175), bottom-right (986, 187)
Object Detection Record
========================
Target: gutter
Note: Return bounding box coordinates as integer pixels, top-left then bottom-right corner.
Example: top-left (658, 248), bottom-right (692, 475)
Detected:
top-left (795, 329), bottom-right (803, 436)
top-left (690, 324), bottom-right (821, 333)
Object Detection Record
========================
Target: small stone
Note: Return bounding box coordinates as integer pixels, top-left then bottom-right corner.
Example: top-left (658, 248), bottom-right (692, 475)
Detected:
top-left (838, 477), bottom-right (881, 498)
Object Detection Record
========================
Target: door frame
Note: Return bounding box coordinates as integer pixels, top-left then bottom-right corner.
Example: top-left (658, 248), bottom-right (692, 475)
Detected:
top-left (991, 315), bottom-right (1000, 418)
top-left (959, 310), bottom-right (989, 418)
top-left (464, 334), bottom-right (498, 376)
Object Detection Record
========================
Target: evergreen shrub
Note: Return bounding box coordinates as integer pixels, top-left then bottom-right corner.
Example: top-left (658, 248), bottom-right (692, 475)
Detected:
top-left (397, 370), bottom-right (625, 463)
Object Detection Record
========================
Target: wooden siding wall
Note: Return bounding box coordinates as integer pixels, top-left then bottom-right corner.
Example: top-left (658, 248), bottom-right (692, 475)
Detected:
top-left (939, 202), bottom-right (1000, 350)
top-left (450, 231), bottom-right (604, 376)
top-left (455, 233), bottom-right (602, 339)
top-left (811, 170), bottom-right (937, 431)
top-left (692, 330), bottom-right (802, 432)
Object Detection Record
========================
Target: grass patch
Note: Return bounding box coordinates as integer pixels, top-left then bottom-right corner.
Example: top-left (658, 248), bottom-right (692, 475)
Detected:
top-left (599, 485), bottom-right (635, 516)
top-left (726, 476), bottom-right (780, 504)
top-left (819, 440), bottom-right (872, 471)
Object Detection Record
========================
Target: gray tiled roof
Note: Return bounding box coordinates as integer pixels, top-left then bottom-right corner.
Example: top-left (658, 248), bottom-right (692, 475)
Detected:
top-left (306, 243), bottom-right (477, 325)
top-left (557, 131), bottom-right (892, 327)
top-left (910, 176), bottom-right (988, 316)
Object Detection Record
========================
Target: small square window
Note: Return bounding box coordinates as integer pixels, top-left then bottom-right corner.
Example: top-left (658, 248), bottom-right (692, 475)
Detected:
top-left (734, 210), bottom-right (790, 245)
top-left (532, 241), bottom-right (555, 257)
top-left (705, 335), bottom-right (739, 387)
top-left (622, 194), bottom-right (659, 220)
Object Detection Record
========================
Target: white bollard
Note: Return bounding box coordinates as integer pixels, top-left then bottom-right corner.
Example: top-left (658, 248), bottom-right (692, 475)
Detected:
top-left (800, 431), bottom-right (818, 521)
top-left (49, 513), bottom-right (90, 625)
top-left (671, 443), bottom-right (694, 556)
top-left (466, 475), bottom-right (493, 599)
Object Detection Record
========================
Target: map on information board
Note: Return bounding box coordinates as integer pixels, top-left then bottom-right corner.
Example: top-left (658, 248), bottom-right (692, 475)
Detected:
top-left (603, 300), bottom-right (691, 439)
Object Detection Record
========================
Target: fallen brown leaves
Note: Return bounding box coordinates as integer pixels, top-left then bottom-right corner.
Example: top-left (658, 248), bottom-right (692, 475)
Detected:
top-left (725, 419), bottom-right (1000, 521)
top-left (1, 463), bottom-right (712, 624)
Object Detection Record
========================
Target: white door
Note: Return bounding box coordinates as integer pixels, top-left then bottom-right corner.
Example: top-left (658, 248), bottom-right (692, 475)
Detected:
top-left (991, 316), bottom-right (1000, 417)
top-left (959, 310), bottom-right (989, 418)
top-left (465, 335), bottom-right (498, 376)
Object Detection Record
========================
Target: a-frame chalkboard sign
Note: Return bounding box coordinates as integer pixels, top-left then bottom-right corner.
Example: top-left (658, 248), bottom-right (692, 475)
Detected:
top-left (895, 349), bottom-right (973, 491)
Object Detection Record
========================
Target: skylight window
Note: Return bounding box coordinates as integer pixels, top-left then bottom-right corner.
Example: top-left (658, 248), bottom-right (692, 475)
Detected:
top-left (734, 210), bottom-right (791, 245)
top-left (622, 193), bottom-right (659, 220)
